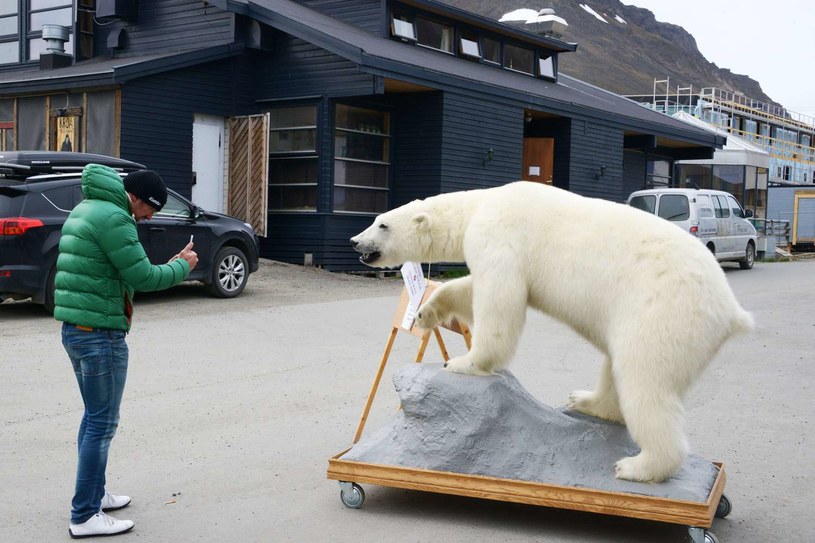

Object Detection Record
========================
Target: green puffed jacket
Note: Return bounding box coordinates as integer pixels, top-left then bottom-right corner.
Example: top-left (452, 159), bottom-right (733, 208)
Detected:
top-left (54, 163), bottom-right (190, 331)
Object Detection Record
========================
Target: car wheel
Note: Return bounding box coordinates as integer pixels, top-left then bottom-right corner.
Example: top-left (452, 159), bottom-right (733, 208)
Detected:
top-left (739, 242), bottom-right (755, 270)
top-left (206, 246), bottom-right (249, 298)
top-left (43, 265), bottom-right (57, 314)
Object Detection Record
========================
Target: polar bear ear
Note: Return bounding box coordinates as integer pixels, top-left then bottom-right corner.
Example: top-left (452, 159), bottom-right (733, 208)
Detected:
top-left (412, 213), bottom-right (431, 230)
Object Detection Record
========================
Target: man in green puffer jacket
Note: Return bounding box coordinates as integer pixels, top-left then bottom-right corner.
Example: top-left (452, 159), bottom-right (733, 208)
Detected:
top-left (54, 164), bottom-right (198, 539)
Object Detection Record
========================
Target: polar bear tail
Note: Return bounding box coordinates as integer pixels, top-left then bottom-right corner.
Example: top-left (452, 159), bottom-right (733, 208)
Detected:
top-left (731, 308), bottom-right (755, 336)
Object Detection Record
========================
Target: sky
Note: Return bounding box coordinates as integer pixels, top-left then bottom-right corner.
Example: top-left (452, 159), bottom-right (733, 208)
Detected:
top-left (620, 0), bottom-right (815, 120)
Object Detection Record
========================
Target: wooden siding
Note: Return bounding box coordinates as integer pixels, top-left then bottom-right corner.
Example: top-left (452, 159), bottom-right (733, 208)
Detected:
top-left (95, 0), bottom-right (234, 57)
top-left (389, 92), bottom-right (444, 206)
top-left (295, 0), bottom-right (382, 33)
top-left (565, 120), bottom-right (625, 201)
top-left (255, 34), bottom-right (375, 99)
top-left (119, 56), bottom-right (255, 197)
top-left (439, 93), bottom-right (524, 193)
top-left (622, 150), bottom-right (648, 198)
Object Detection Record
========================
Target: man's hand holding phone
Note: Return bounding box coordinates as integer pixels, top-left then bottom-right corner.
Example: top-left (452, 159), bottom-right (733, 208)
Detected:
top-left (169, 235), bottom-right (198, 271)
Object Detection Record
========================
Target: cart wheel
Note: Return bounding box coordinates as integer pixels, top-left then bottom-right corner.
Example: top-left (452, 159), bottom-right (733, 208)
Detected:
top-left (687, 527), bottom-right (719, 543)
top-left (715, 493), bottom-right (732, 518)
top-left (339, 482), bottom-right (365, 509)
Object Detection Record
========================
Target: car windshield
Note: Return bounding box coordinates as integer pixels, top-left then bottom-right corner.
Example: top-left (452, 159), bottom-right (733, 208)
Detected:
top-left (658, 195), bottom-right (690, 221)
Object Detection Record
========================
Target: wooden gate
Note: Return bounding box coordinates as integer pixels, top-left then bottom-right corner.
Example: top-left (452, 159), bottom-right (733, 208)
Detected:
top-left (227, 114), bottom-right (269, 237)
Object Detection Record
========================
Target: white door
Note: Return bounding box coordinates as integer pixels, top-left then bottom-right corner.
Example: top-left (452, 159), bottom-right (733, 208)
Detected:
top-left (192, 114), bottom-right (225, 212)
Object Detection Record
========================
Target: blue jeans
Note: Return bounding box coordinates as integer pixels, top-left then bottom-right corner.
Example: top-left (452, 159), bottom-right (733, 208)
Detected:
top-left (62, 323), bottom-right (129, 524)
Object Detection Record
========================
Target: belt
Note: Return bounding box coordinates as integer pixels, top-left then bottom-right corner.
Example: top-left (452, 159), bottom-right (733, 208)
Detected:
top-left (66, 323), bottom-right (100, 332)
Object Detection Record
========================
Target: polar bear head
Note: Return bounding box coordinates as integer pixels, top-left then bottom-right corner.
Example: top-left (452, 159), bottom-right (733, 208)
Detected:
top-left (350, 200), bottom-right (432, 268)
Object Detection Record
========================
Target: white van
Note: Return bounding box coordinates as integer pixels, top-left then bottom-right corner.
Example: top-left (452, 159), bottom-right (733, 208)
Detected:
top-left (626, 188), bottom-right (757, 269)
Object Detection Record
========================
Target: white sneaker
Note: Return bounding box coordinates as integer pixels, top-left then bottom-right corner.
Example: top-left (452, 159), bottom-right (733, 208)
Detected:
top-left (101, 491), bottom-right (131, 512)
top-left (69, 511), bottom-right (134, 539)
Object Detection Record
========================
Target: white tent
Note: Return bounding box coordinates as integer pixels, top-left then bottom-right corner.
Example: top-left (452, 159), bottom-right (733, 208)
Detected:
top-left (671, 111), bottom-right (770, 168)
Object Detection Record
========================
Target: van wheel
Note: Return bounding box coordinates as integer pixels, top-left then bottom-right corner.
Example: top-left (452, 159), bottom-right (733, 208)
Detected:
top-left (739, 242), bottom-right (755, 270)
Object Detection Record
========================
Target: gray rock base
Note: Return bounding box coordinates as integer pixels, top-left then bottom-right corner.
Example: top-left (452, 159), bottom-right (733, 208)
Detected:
top-left (345, 364), bottom-right (719, 502)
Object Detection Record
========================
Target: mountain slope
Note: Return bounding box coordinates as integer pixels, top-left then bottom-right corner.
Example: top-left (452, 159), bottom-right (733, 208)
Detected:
top-left (440, 0), bottom-right (776, 106)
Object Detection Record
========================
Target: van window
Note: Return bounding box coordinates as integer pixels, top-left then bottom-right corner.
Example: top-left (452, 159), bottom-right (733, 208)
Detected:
top-left (726, 195), bottom-right (745, 218)
top-left (695, 194), bottom-right (715, 218)
top-left (713, 195), bottom-right (730, 218)
top-left (629, 195), bottom-right (656, 214)
top-left (657, 194), bottom-right (689, 221)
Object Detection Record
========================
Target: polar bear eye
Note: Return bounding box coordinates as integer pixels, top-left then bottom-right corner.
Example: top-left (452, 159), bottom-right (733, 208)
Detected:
top-left (378, 223), bottom-right (388, 230)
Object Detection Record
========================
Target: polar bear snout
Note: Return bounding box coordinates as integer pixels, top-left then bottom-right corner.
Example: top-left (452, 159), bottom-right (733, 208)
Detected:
top-left (350, 236), bottom-right (382, 266)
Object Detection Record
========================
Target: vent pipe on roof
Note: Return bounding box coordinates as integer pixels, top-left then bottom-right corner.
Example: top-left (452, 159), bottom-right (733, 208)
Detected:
top-left (40, 25), bottom-right (72, 70)
top-left (42, 24), bottom-right (69, 53)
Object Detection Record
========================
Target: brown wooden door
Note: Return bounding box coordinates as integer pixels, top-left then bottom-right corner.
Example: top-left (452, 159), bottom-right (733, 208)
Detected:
top-left (227, 113), bottom-right (269, 236)
top-left (522, 137), bottom-right (554, 184)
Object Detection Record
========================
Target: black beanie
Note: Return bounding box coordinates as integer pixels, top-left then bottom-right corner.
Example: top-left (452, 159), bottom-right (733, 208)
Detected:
top-left (124, 170), bottom-right (167, 211)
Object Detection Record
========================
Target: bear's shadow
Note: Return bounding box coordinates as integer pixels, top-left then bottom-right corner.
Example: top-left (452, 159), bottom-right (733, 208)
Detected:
top-left (343, 363), bottom-right (719, 502)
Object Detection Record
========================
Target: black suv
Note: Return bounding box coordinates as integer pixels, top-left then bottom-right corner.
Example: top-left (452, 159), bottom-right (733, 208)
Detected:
top-left (0, 151), bottom-right (260, 312)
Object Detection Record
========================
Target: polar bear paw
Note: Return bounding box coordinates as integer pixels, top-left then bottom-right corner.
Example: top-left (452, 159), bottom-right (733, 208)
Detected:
top-left (415, 302), bottom-right (441, 331)
top-left (567, 390), bottom-right (625, 424)
top-left (614, 455), bottom-right (665, 483)
top-left (443, 355), bottom-right (493, 376)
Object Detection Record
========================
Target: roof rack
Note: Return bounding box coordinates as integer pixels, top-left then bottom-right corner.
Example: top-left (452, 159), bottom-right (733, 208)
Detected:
top-left (0, 151), bottom-right (145, 180)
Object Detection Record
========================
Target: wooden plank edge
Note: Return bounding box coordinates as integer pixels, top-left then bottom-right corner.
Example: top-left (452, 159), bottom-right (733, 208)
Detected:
top-left (327, 453), bottom-right (724, 527)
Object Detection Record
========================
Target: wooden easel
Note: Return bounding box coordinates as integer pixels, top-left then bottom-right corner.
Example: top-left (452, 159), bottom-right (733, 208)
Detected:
top-left (352, 281), bottom-right (471, 443)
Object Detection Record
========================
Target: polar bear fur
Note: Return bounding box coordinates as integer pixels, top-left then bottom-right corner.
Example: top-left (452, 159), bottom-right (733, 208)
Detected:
top-left (350, 181), bottom-right (753, 483)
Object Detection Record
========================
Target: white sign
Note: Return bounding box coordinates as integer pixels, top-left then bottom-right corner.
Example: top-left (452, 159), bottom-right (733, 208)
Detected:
top-left (400, 261), bottom-right (427, 330)
top-left (529, 166), bottom-right (540, 176)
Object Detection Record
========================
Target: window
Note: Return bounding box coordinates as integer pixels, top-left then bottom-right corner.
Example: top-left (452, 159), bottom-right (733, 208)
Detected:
top-left (482, 36), bottom-right (500, 64)
top-left (268, 105), bottom-right (318, 211)
top-left (155, 192), bottom-right (192, 219)
top-left (415, 17), bottom-right (452, 53)
top-left (658, 195), bottom-right (689, 221)
top-left (0, 1), bottom-right (19, 64)
top-left (695, 195), bottom-right (715, 218)
top-left (726, 195), bottom-right (745, 218)
top-left (41, 185), bottom-right (73, 211)
top-left (391, 13), bottom-right (416, 42)
top-left (646, 159), bottom-right (671, 187)
top-left (629, 195), bottom-right (655, 214)
top-left (539, 54), bottom-right (555, 79)
top-left (503, 43), bottom-right (534, 74)
top-left (0, 0), bottom-right (87, 64)
top-left (459, 29), bottom-right (480, 59)
top-left (713, 195), bottom-right (730, 218)
top-left (334, 104), bottom-right (389, 213)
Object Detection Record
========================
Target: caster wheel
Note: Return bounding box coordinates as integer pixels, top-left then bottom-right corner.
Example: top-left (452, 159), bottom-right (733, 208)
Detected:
top-left (340, 482), bottom-right (365, 509)
top-left (715, 494), bottom-right (732, 518)
top-left (688, 526), bottom-right (719, 543)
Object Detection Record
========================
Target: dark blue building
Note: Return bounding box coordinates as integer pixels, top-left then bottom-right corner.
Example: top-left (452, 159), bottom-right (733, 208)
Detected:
top-left (0, 0), bottom-right (723, 269)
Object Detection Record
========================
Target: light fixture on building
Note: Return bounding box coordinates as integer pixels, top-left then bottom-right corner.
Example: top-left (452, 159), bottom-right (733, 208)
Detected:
top-left (482, 148), bottom-right (495, 167)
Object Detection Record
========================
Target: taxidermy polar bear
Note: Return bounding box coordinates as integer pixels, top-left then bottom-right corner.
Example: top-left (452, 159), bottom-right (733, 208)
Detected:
top-left (350, 181), bottom-right (753, 483)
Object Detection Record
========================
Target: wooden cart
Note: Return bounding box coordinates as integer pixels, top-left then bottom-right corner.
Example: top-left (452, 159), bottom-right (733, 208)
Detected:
top-left (328, 285), bottom-right (731, 543)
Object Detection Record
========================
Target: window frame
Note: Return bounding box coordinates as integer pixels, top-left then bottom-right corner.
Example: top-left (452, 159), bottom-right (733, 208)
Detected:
top-left (266, 104), bottom-right (320, 213)
top-left (387, 4), bottom-right (559, 80)
top-left (333, 103), bottom-right (391, 215)
top-left (0, 0), bottom-right (89, 65)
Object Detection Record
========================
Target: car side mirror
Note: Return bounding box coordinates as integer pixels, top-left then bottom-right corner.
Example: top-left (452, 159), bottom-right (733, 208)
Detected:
top-left (744, 209), bottom-right (753, 218)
